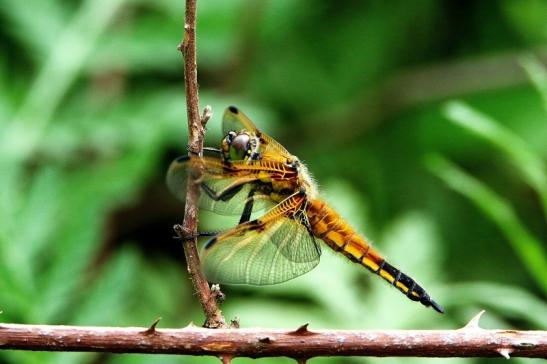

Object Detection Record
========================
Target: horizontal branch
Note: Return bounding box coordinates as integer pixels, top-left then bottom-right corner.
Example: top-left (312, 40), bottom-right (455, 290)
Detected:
top-left (0, 320), bottom-right (545, 359)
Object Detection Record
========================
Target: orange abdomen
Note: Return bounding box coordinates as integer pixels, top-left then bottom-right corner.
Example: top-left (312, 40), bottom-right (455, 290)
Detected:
top-left (307, 199), bottom-right (443, 313)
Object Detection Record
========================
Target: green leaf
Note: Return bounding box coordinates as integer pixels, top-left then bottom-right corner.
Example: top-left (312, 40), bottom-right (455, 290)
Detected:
top-left (426, 154), bottom-right (547, 294)
top-left (520, 54), bottom-right (547, 114)
top-left (443, 100), bottom-right (547, 217)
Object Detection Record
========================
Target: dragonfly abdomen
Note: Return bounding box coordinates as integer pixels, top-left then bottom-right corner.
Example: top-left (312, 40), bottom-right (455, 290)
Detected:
top-left (307, 199), bottom-right (443, 313)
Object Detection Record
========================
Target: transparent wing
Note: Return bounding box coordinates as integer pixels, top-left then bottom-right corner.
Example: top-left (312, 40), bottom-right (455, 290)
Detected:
top-left (222, 106), bottom-right (260, 135)
top-left (202, 194), bottom-right (321, 285)
top-left (166, 155), bottom-right (275, 216)
top-left (222, 106), bottom-right (292, 161)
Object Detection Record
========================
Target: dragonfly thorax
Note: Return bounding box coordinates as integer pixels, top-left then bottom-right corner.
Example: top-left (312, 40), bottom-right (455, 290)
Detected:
top-left (292, 158), bottom-right (318, 201)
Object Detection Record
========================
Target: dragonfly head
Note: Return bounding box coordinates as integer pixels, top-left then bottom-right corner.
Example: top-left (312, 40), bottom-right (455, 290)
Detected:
top-left (222, 131), bottom-right (260, 162)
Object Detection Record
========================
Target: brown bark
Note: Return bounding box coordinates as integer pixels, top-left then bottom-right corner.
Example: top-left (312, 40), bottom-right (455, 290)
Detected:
top-left (0, 322), bottom-right (544, 359)
top-left (175, 0), bottom-right (226, 328)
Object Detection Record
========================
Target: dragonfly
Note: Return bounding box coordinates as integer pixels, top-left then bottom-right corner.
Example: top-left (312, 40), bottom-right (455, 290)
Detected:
top-left (167, 106), bottom-right (443, 313)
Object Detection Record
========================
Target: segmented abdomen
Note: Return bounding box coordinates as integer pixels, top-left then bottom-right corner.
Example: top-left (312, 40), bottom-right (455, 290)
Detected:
top-left (307, 199), bottom-right (443, 313)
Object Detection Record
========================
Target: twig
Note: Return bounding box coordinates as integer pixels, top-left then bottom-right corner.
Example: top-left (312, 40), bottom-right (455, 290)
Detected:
top-left (175, 0), bottom-right (226, 328)
top-left (0, 319), bottom-right (545, 358)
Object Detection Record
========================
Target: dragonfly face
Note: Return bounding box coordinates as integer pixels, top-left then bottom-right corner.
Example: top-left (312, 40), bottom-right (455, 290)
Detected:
top-left (222, 131), bottom-right (259, 162)
top-left (167, 106), bottom-right (444, 313)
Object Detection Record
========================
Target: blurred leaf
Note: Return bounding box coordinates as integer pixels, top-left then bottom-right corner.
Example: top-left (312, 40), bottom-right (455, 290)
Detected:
top-left (501, 0), bottom-right (547, 43)
top-left (1, 0), bottom-right (129, 163)
top-left (0, 0), bottom-right (67, 58)
top-left (71, 247), bottom-right (140, 325)
top-left (426, 154), bottom-right (547, 294)
top-left (443, 100), bottom-right (547, 217)
top-left (520, 54), bottom-right (547, 114)
top-left (444, 281), bottom-right (547, 328)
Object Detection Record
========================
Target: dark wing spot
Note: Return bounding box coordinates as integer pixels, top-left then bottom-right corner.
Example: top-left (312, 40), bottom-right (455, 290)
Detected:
top-left (204, 237), bottom-right (217, 250)
top-left (175, 155), bottom-right (190, 162)
top-left (228, 106), bottom-right (239, 114)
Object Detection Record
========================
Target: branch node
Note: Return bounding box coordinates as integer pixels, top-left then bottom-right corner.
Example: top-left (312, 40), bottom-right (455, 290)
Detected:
top-left (210, 284), bottom-right (226, 303)
top-left (178, 23), bottom-right (191, 54)
top-left (289, 323), bottom-right (313, 336)
top-left (142, 317), bottom-right (162, 335)
top-left (497, 347), bottom-right (513, 359)
top-left (461, 310), bottom-right (486, 330)
top-left (230, 317), bottom-right (240, 329)
top-left (174, 224), bottom-right (194, 241)
top-left (201, 105), bottom-right (213, 126)
top-left (258, 336), bottom-right (272, 344)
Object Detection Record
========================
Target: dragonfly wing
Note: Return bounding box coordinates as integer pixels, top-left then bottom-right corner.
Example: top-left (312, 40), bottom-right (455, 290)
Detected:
top-left (202, 194), bottom-right (321, 285)
top-left (166, 155), bottom-right (274, 216)
top-left (222, 106), bottom-right (259, 135)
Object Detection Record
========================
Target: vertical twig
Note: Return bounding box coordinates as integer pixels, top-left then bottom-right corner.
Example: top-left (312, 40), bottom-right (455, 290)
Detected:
top-left (176, 0), bottom-right (226, 329)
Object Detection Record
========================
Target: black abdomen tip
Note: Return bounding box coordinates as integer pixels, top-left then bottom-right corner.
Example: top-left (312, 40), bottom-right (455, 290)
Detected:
top-left (421, 294), bottom-right (444, 314)
top-left (228, 105), bottom-right (239, 114)
top-left (430, 300), bottom-right (444, 314)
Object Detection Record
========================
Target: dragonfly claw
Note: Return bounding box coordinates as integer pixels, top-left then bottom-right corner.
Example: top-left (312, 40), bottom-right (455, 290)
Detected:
top-left (173, 225), bottom-right (218, 241)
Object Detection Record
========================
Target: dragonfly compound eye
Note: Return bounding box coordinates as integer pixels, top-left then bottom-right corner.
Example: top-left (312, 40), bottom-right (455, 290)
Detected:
top-left (231, 134), bottom-right (250, 151)
top-left (229, 133), bottom-right (251, 160)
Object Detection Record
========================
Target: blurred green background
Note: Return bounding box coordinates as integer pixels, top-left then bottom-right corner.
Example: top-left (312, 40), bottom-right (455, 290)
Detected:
top-left (1, 0), bottom-right (546, 363)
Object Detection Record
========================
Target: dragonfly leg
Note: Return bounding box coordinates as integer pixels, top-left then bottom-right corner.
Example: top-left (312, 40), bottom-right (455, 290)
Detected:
top-left (183, 145), bottom-right (222, 157)
top-left (173, 229), bottom-right (218, 241)
top-left (202, 147), bottom-right (222, 156)
top-left (201, 182), bottom-right (244, 202)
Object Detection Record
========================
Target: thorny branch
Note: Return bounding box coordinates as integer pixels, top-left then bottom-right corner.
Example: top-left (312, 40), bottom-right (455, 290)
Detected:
top-left (1, 1), bottom-right (543, 362)
top-left (0, 313), bottom-right (545, 360)
top-left (175, 0), bottom-right (226, 328)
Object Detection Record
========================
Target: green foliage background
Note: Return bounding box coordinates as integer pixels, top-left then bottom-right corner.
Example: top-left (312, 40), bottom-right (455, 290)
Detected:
top-left (1, 1), bottom-right (546, 363)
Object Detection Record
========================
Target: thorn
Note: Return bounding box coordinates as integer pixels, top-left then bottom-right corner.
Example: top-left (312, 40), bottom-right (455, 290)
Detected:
top-left (185, 321), bottom-right (196, 328)
top-left (497, 348), bottom-right (512, 359)
top-left (219, 354), bottom-right (233, 363)
top-left (230, 317), bottom-right (240, 329)
top-left (295, 358), bottom-right (309, 364)
top-left (461, 310), bottom-right (485, 330)
top-left (142, 317), bottom-right (161, 335)
top-left (289, 323), bottom-right (313, 336)
top-left (201, 105), bottom-right (213, 126)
